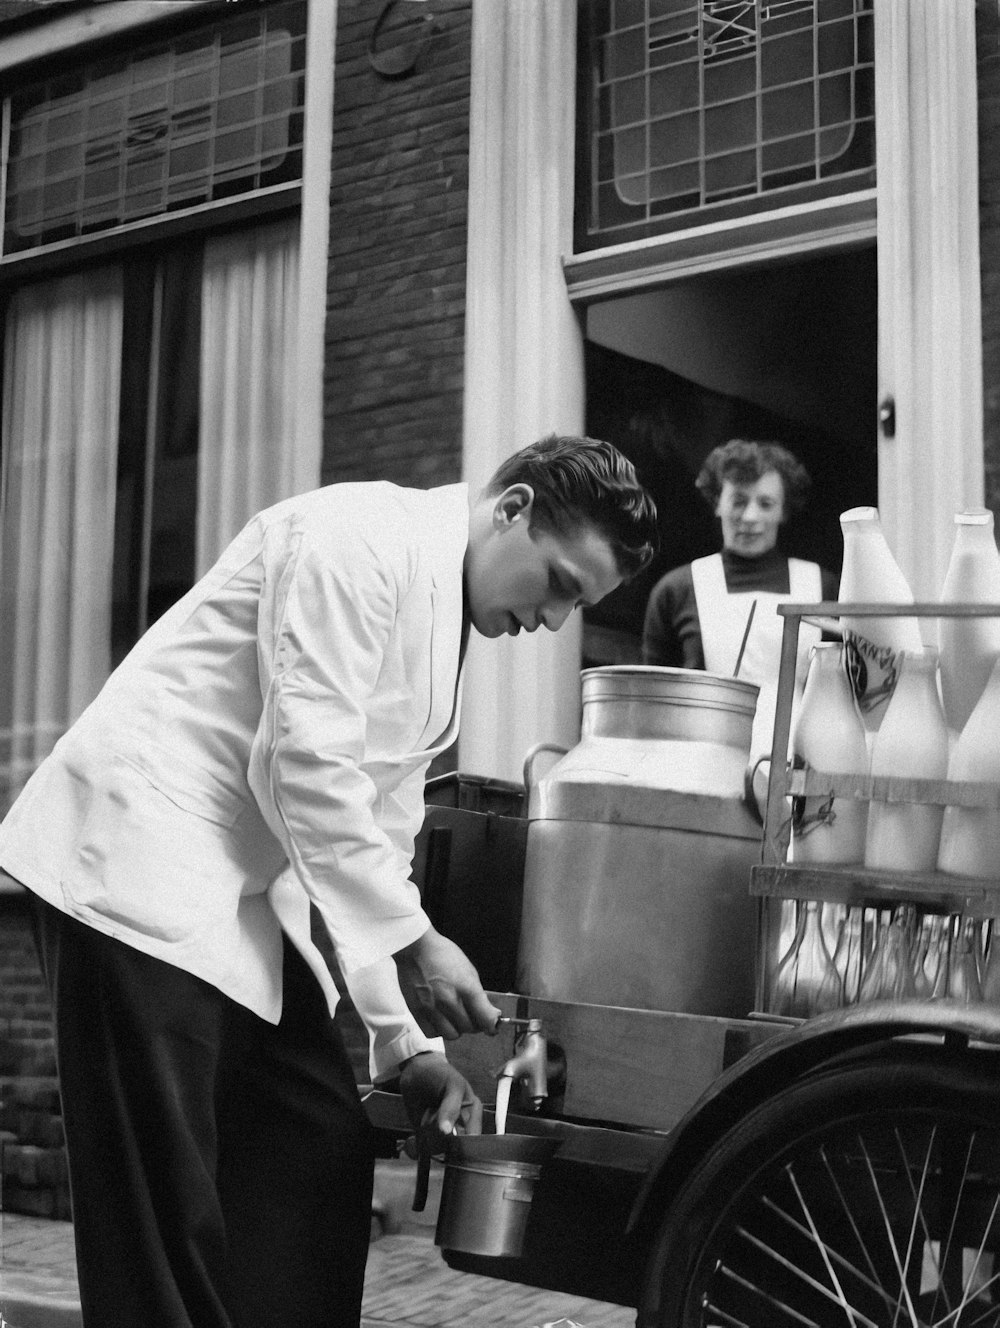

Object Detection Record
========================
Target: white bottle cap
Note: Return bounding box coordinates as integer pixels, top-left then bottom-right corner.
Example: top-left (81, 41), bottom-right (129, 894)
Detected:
top-left (840, 506), bottom-right (880, 524)
top-left (955, 508), bottom-right (993, 525)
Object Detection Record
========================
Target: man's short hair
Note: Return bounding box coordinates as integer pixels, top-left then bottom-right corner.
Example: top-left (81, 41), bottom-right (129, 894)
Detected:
top-left (695, 438), bottom-right (813, 519)
top-left (484, 434), bottom-right (658, 577)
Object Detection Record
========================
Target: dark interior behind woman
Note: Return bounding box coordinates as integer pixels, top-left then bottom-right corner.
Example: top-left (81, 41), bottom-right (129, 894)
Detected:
top-left (642, 438), bottom-right (839, 764)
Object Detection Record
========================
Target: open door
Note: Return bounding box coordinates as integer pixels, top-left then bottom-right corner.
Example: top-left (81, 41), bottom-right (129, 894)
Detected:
top-left (581, 245), bottom-right (877, 665)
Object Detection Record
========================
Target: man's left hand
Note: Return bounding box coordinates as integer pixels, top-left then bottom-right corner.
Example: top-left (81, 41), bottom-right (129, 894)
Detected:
top-left (398, 1051), bottom-right (482, 1150)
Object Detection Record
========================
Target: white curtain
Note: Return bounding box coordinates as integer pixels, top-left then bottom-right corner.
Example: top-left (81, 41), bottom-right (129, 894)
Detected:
top-left (197, 217), bottom-right (301, 574)
top-left (0, 268), bottom-right (123, 813)
top-left (875, 0), bottom-right (983, 600)
top-left (459, 0), bottom-right (585, 783)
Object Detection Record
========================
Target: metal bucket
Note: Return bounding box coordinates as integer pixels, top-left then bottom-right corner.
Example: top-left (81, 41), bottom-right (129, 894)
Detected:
top-left (435, 1134), bottom-right (560, 1258)
top-left (516, 666), bottom-right (762, 1017)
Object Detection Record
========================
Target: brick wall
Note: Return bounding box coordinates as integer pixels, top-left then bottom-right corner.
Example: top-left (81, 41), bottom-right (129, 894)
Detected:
top-left (0, 894), bottom-right (70, 1219)
top-left (322, 0), bottom-right (472, 489)
top-left (978, 0), bottom-right (1000, 515)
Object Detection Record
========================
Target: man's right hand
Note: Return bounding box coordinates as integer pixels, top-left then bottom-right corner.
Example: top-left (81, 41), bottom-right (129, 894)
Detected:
top-left (393, 926), bottom-right (502, 1039)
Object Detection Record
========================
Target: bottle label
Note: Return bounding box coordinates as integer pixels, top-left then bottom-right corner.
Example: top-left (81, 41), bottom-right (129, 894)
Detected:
top-left (843, 629), bottom-right (901, 717)
top-left (790, 755), bottom-right (836, 837)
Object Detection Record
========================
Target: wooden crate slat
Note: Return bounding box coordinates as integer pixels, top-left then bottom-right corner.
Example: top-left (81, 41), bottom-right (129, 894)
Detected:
top-left (751, 863), bottom-right (1000, 916)
top-left (786, 768), bottom-right (1000, 808)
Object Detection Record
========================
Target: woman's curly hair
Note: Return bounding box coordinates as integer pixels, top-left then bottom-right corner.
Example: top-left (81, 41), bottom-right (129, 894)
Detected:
top-left (695, 439), bottom-right (813, 519)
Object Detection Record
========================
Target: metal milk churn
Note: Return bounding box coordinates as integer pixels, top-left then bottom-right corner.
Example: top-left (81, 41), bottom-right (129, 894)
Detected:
top-left (516, 666), bottom-right (762, 1018)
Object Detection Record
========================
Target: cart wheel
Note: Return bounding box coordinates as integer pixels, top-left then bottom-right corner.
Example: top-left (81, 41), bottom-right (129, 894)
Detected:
top-left (638, 1051), bottom-right (1000, 1327)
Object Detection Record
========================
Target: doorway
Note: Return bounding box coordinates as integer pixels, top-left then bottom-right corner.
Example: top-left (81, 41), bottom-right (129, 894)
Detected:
top-left (581, 244), bottom-right (878, 666)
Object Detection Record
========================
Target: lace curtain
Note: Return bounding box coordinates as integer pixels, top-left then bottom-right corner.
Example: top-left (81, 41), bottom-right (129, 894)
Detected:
top-left (0, 218), bottom-right (302, 809)
top-left (197, 216), bottom-right (301, 574)
top-left (0, 268), bottom-right (123, 813)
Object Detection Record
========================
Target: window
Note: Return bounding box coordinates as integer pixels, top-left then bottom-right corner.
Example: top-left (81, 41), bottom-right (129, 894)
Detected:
top-left (2, 0), bottom-right (306, 256)
top-left (0, 2), bottom-right (314, 812)
top-left (578, 0), bottom-right (876, 252)
top-left (112, 247), bottom-right (203, 663)
top-left (0, 217), bottom-right (301, 811)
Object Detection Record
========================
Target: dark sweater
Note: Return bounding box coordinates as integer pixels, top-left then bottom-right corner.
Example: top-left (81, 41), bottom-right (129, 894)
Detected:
top-left (642, 548), bottom-right (839, 670)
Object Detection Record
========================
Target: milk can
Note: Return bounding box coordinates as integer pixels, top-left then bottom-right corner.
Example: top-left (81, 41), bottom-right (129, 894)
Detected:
top-left (515, 666), bottom-right (762, 1018)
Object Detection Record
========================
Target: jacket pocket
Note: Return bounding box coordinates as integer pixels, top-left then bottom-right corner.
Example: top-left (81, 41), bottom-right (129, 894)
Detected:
top-left (62, 754), bottom-right (241, 943)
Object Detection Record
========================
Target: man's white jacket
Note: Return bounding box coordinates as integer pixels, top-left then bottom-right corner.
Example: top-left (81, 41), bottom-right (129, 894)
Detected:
top-left (0, 480), bottom-right (471, 1078)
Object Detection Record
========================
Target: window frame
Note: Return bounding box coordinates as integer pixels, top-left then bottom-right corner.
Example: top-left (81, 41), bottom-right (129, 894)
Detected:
top-left (0, 0), bottom-right (333, 460)
top-left (563, 185), bottom-right (876, 303)
top-left (567, 0), bottom-right (878, 305)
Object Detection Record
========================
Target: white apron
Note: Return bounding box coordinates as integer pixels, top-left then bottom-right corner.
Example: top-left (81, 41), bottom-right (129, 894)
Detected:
top-left (691, 553), bottom-right (822, 764)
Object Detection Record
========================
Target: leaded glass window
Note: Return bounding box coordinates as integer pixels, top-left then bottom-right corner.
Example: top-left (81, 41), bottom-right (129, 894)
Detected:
top-left (3, 1), bottom-right (305, 256)
top-left (578, 0), bottom-right (875, 251)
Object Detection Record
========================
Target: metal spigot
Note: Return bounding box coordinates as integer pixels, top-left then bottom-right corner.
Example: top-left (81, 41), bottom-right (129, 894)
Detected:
top-left (497, 1017), bottom-right (547, 1109)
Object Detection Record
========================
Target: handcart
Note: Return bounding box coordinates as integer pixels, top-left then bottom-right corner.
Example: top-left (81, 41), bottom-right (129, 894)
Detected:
top-left (366, 603), bottom-right (1000, 1327)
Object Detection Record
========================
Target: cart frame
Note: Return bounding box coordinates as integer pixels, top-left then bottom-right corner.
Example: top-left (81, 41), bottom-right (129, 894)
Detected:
top-left (367, 602), bottom-right (1000, 1324)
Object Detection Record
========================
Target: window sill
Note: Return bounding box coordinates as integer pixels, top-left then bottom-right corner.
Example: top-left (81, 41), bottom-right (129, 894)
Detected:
top-left (563, 189), bottom-right (877, 303)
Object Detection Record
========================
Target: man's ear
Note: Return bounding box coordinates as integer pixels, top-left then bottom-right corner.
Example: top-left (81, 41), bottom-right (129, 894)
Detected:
top-left (493, 484), bottom-right (534, 529)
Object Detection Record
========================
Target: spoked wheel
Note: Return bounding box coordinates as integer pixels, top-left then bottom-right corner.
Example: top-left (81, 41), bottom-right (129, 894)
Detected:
top-left (639, 1051), bottom-right (1000, 1328)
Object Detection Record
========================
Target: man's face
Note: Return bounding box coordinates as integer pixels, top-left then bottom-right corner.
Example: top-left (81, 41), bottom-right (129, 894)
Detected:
top-left (465, 486), bottom-right (623, 639)
top-left (716, 469), bottom-right (785, 559)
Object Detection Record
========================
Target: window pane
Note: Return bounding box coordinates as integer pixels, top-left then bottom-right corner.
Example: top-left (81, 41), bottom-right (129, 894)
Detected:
top-left (704, 51), bottom-right (756, 104)
top-left (169, 141), bottom-right (211, 180)
top-left (763, 83), bottom-right (815, 142)
top-left (705, 148), bottom-right (756, 199)
top-left (761, 29), bottom-right (814, 87)
top-left (112, 249), bottom-right (201, 664)
top-left (704, 95), bottom-right (758, 155)
top-left (614, 73), bottom-right (647, 126)
top-left (604, 25), bottom-right (646, 81)
top-left (217, 90), bottom-right (259, 130)
top-left (649, 112), bottom-right (699, 169)
top-left (650, 64), bottom-right (698, 117)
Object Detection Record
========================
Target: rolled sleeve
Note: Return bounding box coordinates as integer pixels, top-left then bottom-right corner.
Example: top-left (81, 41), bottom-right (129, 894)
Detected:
top-left (248, 523), bottom-right (431, 974)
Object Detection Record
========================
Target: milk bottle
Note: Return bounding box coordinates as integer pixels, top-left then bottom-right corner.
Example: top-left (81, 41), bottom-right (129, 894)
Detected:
top-left (839, 507), bottom-right (922, 732)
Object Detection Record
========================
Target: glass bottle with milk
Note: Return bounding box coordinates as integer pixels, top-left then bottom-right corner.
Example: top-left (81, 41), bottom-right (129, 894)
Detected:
top-left (838, 507), bottom-right (922, 732)
top-left (789, 643), bottom-right (869, 865)
top-left (938, 508), bottom-right (1000, 738)
top-left (937, 654), bottom-right (1000, 878)
top-left (865, 648), bottom-right (949, 872)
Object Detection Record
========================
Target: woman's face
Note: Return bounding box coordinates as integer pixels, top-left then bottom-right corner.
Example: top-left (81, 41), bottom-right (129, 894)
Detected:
top-left (716, 470), bottom-right (786, 558)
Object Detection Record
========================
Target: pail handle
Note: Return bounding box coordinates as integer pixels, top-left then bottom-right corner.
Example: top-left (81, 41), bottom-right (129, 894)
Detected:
top-left (412, 1131), bottom-right (433, 1212)
top-left (522, 742), bottom-right (569, 792)
top-left (743, 756), bottom-right (771, 827)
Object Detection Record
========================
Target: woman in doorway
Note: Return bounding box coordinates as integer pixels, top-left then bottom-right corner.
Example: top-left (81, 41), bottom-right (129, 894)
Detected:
top-left (642, 438), bottom-right (839, 767)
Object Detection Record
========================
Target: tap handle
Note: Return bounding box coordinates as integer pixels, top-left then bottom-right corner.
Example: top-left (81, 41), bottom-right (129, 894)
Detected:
top-left (495, 1015), bottom-right (542, 1032)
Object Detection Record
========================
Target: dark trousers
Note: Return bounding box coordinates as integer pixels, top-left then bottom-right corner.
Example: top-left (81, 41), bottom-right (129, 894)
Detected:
top-left (30, 898), bottom-right (376, 1328)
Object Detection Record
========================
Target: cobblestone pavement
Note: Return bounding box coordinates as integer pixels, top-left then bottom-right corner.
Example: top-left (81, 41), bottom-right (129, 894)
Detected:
top-left (0, 1160), bottom-right (636, 1328)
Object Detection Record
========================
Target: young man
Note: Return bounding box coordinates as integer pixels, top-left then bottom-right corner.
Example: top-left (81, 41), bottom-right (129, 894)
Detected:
top-left (0, 433), bottom-right (657, 1328)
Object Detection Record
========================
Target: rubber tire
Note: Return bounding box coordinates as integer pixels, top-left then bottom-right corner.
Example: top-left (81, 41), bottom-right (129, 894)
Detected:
top-left (638, 1048), bottom-right (1000, 1328)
